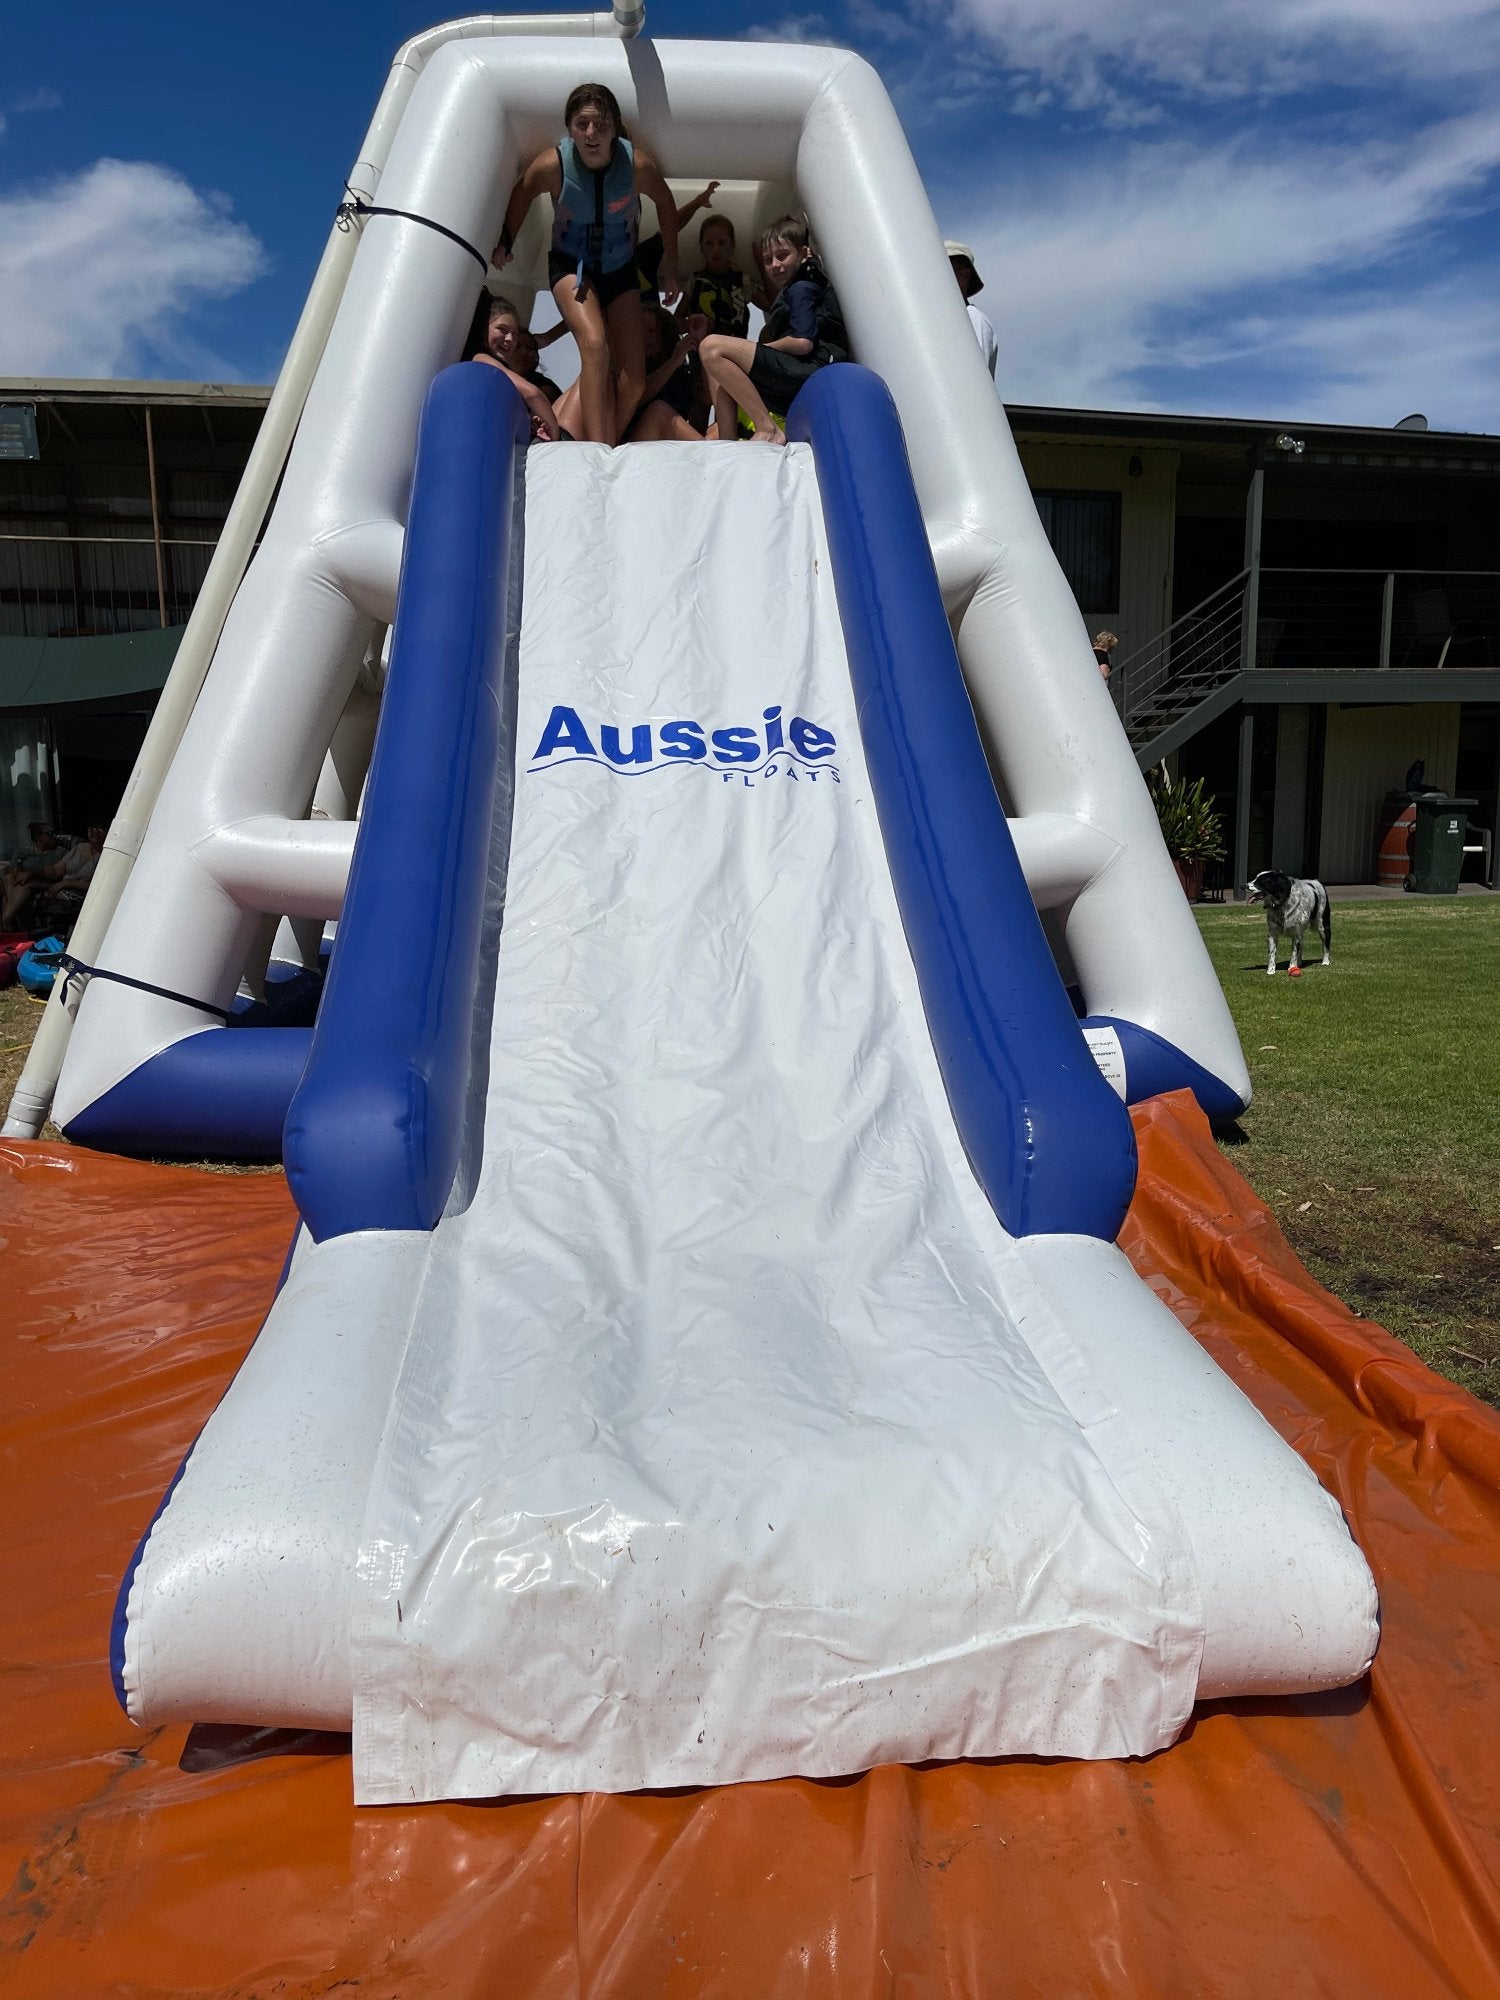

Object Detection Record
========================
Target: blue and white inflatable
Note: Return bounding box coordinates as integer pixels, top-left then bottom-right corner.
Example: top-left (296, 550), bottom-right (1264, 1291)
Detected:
top-left (39, 18), bottom-right (1372, 1802)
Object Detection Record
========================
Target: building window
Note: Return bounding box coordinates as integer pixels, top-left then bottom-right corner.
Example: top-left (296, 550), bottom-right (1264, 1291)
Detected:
top-left (1033, 490), bottom-right (1121, 611)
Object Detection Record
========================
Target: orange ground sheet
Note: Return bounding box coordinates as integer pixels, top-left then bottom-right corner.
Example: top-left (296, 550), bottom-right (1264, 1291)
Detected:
top-left (3, 1092), bottom-right (1499, 1998)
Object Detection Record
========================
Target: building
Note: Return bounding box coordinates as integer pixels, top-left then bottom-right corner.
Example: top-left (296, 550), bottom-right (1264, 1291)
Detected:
top-left (1012, 404), bottom-right (1500, 889)
top-left (4, 376), bottom-right (1496, 891)
top-left (0, 378), bottom-right (268, 855)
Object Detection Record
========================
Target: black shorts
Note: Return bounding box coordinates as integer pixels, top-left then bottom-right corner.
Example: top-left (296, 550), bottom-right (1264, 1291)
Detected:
top-left (548, 251), bottom-right (639, 310)
top-left (747, 347), bottom-right (821, 417)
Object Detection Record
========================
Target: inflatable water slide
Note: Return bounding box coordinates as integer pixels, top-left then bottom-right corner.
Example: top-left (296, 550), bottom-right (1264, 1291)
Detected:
top-left (13, 20), bottom-right (1377, 1804)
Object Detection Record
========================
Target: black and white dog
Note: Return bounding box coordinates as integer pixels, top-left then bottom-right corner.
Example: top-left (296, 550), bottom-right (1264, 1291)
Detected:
top-left (1246, 869), bottom-right (1332, 976)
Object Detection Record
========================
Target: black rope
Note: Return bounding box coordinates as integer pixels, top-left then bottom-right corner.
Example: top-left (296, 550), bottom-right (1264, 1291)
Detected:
top-left (59, 955), bottom-right (233, 1023)
top-left (336, 188), bottom-right (490, 275)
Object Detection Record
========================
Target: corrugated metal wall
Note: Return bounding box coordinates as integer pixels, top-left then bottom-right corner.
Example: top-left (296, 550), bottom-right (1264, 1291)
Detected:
top-left (1318, 702), bottom-right (1460, 880)
top-left (1016, 443), bottom-right (1178, 660)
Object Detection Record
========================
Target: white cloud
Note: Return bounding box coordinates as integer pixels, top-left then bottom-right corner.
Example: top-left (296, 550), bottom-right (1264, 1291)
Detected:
top-left (741, 14), bottom-right (840, 44)
top-left (1152, 285), bottom-right (1500, 429)
top-left (0, 159), bottom-right (267, 379)
top-left (13, 88), bottom-right (63, 115)
top-left (937, 0), bottom-right (1500, 110)
top-left (956, 109), bottom-right (1500, 425)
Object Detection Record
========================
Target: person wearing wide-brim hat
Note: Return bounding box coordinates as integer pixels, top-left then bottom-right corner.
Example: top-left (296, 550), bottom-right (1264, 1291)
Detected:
top-left (943, 239), bottom-right (998, 381)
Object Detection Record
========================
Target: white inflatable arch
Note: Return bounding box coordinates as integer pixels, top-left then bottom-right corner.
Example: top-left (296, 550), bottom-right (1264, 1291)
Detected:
top-left (50, 26), bottom-right (1248, 1135)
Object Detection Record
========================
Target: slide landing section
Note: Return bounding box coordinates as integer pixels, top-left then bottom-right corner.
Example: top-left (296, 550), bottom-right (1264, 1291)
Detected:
top-left (117, 442), bottom-right (1374, 1804)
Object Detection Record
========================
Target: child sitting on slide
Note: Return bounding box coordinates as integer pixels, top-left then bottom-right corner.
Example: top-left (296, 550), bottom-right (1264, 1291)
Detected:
top-left (697, 215), bottom-right (848, 445)
top-left (465, 294), bottom-right (563, 440)
top-left (628, 305), bottom-right (706, 441)
top-left (681, 213), bottom-right (752, 341)
top-left (637, 181), bottom-right (721, 306)
top-left (495, 82), bottom-right (680, 445)
top-left (678, 212), bottom-right (753, 429)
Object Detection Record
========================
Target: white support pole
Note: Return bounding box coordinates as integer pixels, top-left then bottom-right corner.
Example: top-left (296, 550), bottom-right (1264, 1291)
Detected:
top-left (2, 6), bottom-right (642, 1140)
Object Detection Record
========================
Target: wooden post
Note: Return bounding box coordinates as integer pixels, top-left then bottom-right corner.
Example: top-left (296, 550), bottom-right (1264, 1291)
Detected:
top-left (143, 405), bottom-right (170, 629)
top-left (1234, 705), bottom-right (1255, 897)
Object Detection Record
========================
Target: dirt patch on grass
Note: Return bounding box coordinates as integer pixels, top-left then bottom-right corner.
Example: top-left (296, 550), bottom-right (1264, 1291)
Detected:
top-left (1291, 1207), bottom-right (1500, 1403)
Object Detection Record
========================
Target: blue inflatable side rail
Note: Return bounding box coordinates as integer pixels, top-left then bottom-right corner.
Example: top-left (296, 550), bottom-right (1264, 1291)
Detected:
top-left (284, 364), bottom-right (529, 1242)
top-left (63, 1027), bottom-right (315, 1160)
top-left (1081, 1015), bottom-right (1247, 1124)
top-left (790, 366), bottom-right (1137, 1242)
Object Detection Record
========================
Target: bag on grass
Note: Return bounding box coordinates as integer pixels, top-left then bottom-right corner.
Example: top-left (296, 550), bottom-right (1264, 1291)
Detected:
top-left (16, 935), bottom-right (67, 999)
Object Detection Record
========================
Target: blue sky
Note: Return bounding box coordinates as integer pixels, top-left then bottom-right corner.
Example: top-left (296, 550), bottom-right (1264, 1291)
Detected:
top-left (4, 0), bottom-right (1500, 427)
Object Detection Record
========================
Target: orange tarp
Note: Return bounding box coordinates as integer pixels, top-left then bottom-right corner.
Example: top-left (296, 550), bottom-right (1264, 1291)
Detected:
top-left (3, 1093), bottom-right (1499, 1998)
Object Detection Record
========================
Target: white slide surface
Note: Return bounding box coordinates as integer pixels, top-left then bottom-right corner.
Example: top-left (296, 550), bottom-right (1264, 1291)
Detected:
top-left (123, 444), bottom-right (1376, 1804)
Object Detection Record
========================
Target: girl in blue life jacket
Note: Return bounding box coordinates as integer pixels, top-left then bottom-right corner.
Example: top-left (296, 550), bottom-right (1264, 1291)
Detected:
top-left (495, 82), bottom-right (680, 445)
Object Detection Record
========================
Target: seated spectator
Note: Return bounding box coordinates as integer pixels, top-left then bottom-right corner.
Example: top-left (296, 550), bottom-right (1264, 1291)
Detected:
top-left (627, 305), bottom-right (706, 441)
top-left (465, 292), bottom-right (563, 441)
top-left (0, 823), bottom-right (60, 913)
top-left (697, 215), bottom-right (849, 445)
top-left (2, 823), bottom-right (98, 929)
top-left (944, 240), bottom-right (998, 380)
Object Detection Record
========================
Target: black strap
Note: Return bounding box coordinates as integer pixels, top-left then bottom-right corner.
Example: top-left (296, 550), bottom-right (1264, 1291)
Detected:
top-left (59, 954), bottom-right (233, 1023)
top-left (335, 190), bottom-right (489, 276)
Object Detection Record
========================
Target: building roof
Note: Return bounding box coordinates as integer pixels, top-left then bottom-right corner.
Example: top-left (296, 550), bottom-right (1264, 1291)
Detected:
top-left (1005, 402), bottom-right (1500, 470)
top-left (0, 378), bottom-right (271, 409)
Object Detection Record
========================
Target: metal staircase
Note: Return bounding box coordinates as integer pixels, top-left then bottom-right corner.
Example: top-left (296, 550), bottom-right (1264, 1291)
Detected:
top-left (1112, 572), bottom-right (1251, 764)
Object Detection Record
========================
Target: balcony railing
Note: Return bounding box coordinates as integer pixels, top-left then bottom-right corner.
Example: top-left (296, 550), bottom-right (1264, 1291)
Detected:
top-left (1113, 566), bottom-right (1500, 754)
top-left (0, 531), bottom-right (220, 640)
top-left (1257, 568), bottom-right (1500, 675)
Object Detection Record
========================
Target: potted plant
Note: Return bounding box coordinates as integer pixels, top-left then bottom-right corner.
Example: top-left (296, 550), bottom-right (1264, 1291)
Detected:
top-left (1148, 767), bottom-right (1226, 901)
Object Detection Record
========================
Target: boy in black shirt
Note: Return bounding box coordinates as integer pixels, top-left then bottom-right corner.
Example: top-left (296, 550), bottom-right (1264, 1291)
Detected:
top-left (697, 215), bottom-right (848, 444)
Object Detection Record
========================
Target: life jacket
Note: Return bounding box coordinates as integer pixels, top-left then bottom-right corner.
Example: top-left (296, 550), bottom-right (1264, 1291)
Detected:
top-left (764, 261), bottom-right (849, 365)
top-left (688, 267), bottom-right (750, 338)
top-left (552, 135), bottom-right (638, 277)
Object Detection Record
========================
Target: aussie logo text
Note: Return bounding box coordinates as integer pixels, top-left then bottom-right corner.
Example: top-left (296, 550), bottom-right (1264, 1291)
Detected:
top-left (529, 704), bottom-right (841, 787)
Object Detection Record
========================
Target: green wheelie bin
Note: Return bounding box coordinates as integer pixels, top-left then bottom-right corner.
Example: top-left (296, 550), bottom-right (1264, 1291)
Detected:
top-left (1407, 794), bottom-right (1477, 894)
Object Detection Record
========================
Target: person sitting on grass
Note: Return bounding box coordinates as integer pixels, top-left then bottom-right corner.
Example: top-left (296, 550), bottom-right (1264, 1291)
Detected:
top-left (0, 823), bottom-right (60, 923)
top-left (696, 214), bottom-right (848, 445)
top-left (465, 293), bottom-right (563, 441)
top-left (2, 823), bottom-right (99, 929)
top-left (495, 82), bottom-right (680, 445)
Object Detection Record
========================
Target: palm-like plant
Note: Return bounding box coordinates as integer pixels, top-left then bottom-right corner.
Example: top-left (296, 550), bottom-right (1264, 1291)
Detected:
top-left (1148, 767), bottom-right (1227, 866)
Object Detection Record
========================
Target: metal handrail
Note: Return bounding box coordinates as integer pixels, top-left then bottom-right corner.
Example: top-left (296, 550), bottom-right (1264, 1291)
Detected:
top-left (0, 532), bottom-right (223, 545)
top-left (1115, 563), bottom-right (1500, 750)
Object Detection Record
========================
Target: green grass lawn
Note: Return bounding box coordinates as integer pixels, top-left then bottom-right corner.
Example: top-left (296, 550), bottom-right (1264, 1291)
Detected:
top-left (1195, 897), bottom-right (1500, 1403)
top-left (0, 984), bottom-right (42, 1122)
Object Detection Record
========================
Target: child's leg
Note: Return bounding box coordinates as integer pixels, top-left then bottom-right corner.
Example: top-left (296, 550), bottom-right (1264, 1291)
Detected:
top-left (699, 335), bottom-right (782, 444)
top-left (629, 401), bottom-right (701, 442)
top-left (554, 377), bottom-right (617, 441)
top-left (605, 289), bottom-right (646, 441)
top-left (551, 275), bottom-right (612, 443)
